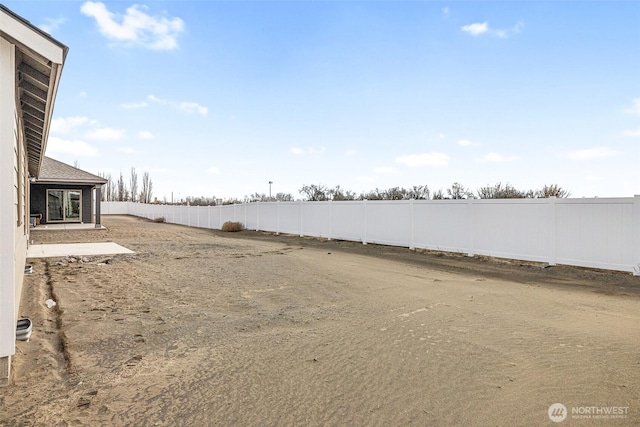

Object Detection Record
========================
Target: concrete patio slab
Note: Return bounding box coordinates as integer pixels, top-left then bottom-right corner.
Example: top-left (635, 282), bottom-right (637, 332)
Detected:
top-left (27, 242), bottom-right (134, 258)
top-left (31, 223), bottom-right (106, 231)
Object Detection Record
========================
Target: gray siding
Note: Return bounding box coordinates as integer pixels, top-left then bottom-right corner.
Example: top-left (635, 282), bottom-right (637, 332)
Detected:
top-left (31, 184), bottom-right (95, 224)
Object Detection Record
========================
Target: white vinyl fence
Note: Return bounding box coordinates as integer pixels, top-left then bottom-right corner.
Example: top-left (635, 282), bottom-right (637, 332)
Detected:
top-left (103, 197), bottom-right (640, 275)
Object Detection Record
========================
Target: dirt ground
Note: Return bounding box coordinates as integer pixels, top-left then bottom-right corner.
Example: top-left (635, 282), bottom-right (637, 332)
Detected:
top-left (1, 215), bottom-right (639, 426)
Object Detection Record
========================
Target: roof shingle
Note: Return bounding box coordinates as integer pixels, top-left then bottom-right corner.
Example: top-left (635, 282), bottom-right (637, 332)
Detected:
top-left (37, 157), bottom-right (107, 185)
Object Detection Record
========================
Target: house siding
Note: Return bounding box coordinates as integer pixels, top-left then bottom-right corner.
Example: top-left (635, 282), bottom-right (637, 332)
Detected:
top-left (0, 37), bottom-right (27, 385)
top-left (31, 184), bottom-right (96, 224)
top-left (1, 4), bottom-right (67, 386)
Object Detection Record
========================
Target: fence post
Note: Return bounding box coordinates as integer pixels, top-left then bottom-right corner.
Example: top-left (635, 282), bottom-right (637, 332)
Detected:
top-left (244, 203), bottom-right (247, 230)
top-left (276, 201), bottom-right (280, 235)
top-left (633, 195), bottom-right (640, 276)
top-left (299, 200), bottom-right (304, 237)
top-left (256, 202), bottom-right (260, 231)
top-left (466, 199), bottom-right (474, 257)
top-left (548, 196), bottom-right (557, 267)
top-left (328, 201), bottom-right (332, 240)
top-left (362, 200), bottom-right (368, 245)
top-left (409, 199), bottom-right (415, 250)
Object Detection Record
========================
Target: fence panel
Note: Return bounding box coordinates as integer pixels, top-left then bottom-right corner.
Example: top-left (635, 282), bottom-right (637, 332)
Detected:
top-left (278, 202), bottom-right (302, 235)
top-left (365, 201), bottom-right (411, 247)
top-left (473, 199), bottom-right (551, 263)
top-left (412, 201), bottom-right (470, 253)
top-left (102, 197), bottom-right (640, 274)
top-left (301, 202), bottom-right (331, 238)
top-left (555, 198), bottom-right (634, 271)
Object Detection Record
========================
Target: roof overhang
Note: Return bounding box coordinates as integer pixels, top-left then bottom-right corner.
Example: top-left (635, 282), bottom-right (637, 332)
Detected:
top-left (0, 5), bottom-right (68, 177)
top-left (33, 179), bottom-right (107, 186)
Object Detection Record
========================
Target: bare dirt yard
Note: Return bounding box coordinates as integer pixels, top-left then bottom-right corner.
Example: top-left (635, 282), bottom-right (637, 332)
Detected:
top-left (1, 215), bottom-right (639, 426)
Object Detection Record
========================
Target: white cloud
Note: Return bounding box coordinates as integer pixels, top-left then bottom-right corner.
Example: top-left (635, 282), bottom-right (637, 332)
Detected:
top-left (48, 137), bottom-right (98, 157)
top-left (290, 146), bottom-right (325, 155)
top-left (207, 166), bottom-right (221, 174)
top-left (51, 116), bottom-right (91, 134)
top-left (395, 152), bottom-right (450, 167)
top-left (346, 149), bottom-right (357, 156)
top-left (624, 98), bottom-right (640, 116)
top-left (80, 1), bottom-right (184, 50)
top-left (442, 7), bottom-right (449, 17)
top-left (143, 94), bottom-right (208, 116)
top-left (475, 152), bottom-right (519, 163)
top-left (85, 127), bottom-right (126, 141)
top-left (121, 101), bottom-right (148, 109)
top-left (179, 102), bottom-right (208, 116)
top-left (117, 147), bottom-right (138, 154)
top-left (461, 21), bottom-right (524, 38)
top-left (138, 131), bottom-right (154, 139)
top-left (461, 22), bottom-right (488, 36)
top-left (512, 21), bottom-right (525, 34)
top-left (457, 139), bottom-right (481, 147)
top-left (563, 146), bottom-right (618, 160)
top-left (39, 16), bottom-right (66, 34)
top-left (622, 128), bottom-right (640, 137)
top-left (148, 94), bottom-right (166, 104)
top-left (374, 167), bottom-right (398, 174)
top-left (78, 91), bottom-right (88, 98)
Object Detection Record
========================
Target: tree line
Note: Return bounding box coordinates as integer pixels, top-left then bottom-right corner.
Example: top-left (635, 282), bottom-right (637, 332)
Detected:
top-left (99, 168), bottom-right (154, 203)
top-left (101, 178), bottom-right (569, 206)
top-left (295, 182), bottom-right (569, 201)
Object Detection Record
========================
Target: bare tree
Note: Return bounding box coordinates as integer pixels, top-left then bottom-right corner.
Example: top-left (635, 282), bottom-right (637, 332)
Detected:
top-left (328, 185), bottom-right (356, 201)
top-left (98, 172), bottom-right (115, 201)
top-left (130, 168), bottom-right (139, 203)
top-left (140, 171), bottom-right (153, 203)
top-left (447, 182), bottom-right (474, 199)
top-left (275, 192), bottom-right (294, 201)
top-left (248, 193), bottom-right (269, 202)
top-left (535, 184), bottom-right (570, 198)
top-left (116, 171), bottom-right (129, 201)
top-left (406, 185), bottom-right (430, 200)
top-left (477, 182), bottom-right (525, 199)
top-left (359, 188), bottom-right (385, 200)
top-left (299, 184), bottom-right (329, 201)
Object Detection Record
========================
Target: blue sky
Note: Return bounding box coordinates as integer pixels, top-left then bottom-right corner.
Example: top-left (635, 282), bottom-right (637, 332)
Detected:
top-left (8, 1), bottom-right (640, 201)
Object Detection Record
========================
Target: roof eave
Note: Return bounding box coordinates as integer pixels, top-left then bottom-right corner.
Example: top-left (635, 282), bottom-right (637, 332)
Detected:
top-left (0, 5), bottom-right (68, 177)
top-left (34, 179), bottom-right (107, 186)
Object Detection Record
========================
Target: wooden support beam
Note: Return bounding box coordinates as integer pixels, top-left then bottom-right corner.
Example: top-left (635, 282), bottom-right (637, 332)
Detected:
top-left (18, 61), bottom-right (49, 90)
top-left (21, 94), bottom-right (46, 113)
top-left (21, 104), bottom-right (45, 122)
top-left (19, 80), bottom-right (47, 102)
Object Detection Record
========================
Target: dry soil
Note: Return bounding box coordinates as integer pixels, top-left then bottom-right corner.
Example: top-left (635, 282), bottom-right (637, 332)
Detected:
top-left (1, 215), bottom-right (639, 426)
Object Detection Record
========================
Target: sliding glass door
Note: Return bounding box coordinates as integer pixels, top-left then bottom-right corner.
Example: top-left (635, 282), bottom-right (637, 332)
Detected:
top-left (47, 190), bottom-right (81, 222)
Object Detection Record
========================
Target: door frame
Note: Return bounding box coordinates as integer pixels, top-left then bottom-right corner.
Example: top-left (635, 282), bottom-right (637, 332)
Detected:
top-left (46, 188), bottom-right (82, 223)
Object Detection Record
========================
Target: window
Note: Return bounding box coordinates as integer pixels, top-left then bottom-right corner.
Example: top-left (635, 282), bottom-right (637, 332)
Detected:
top-left (47, 189), bottom-right (82, 222)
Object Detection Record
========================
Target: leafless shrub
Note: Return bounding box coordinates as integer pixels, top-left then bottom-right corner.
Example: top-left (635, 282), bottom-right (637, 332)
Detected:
top-left (221, 221), bottom-right (244, 232)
